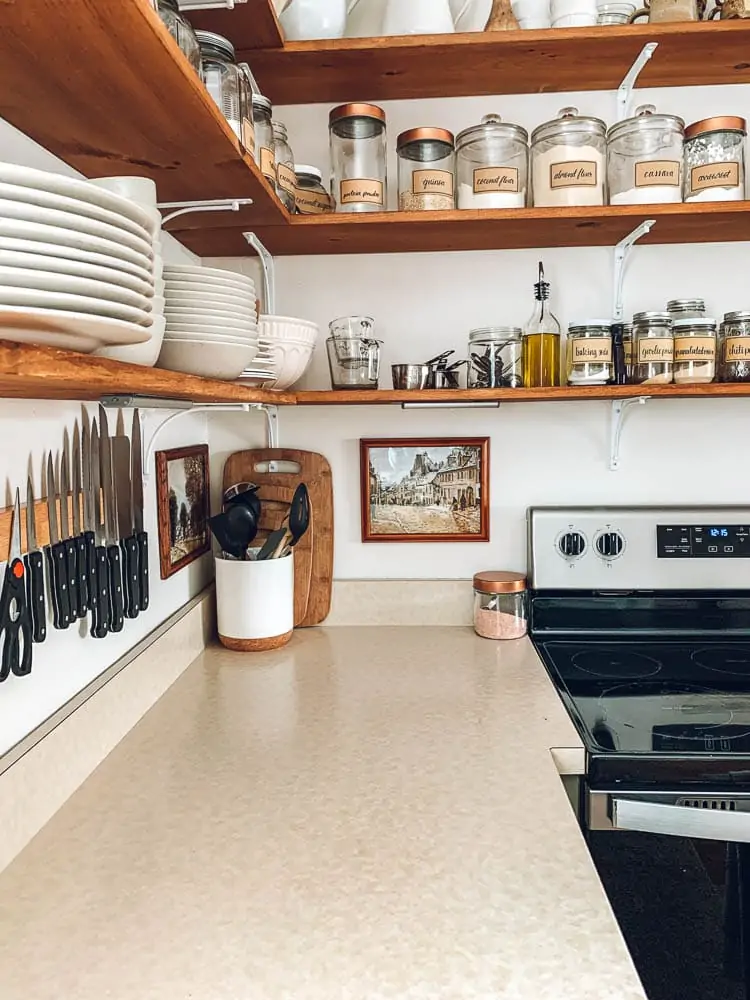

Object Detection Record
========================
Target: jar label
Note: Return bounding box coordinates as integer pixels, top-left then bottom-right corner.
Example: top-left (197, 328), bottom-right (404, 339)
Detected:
top-left (241, 117), bottom-right (255, 155)
top-left (638, 339), bottom-right (674, 363)
top-left (635, 159), bottom-right (681, 187)
top-left (412, 169), bottom-right (455, 197)
top-left (340, 178), bottom-right (384, 206)
top-left (294, 187), bottom-right (332, 214)
top-left (260, 146), bottom-right (276, 183)
top-left (277, 162), bottom-right (297, 195)
top-left (674, 336), bottom-right (716, 361)
top-left (624, 340), bottom-right (633, 364)
top-left (570, 337), bottom-right (612, 363)
top-left (550, 160), bottom-right (598, 189)
top-left (724, 337), bottom-right (750, 361)
top-left (690, 161), bottom-right (740, 193)
top-left (472, 166), bottom-right (519, 194)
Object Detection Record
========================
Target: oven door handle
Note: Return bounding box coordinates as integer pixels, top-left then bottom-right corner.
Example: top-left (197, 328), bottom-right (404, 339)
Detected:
top-left (611, 798), bottom-right (750, 842)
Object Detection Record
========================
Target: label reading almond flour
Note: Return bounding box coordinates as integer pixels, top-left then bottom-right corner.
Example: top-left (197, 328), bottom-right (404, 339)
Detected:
top-left (260, 146), bottom-right (276, 183)
top-left (550, 161), bottom-right (597, 189)
top-left (294, 187), bottom-right (332, 215)
top-left (638, 339), bottom-right (674, 364)
top-left (725, 337), bottom-right (750, 362)
top-left (570, 338), bottom-right (613, 364)
top-left (690, 161), bottom-right (740, 194)
top-left (473, 166), bottom-right (519, 194)
top-left (340, 178), bottom-right (384, 207)
top-left (635, 160), bottom-right (681, 187)
top-left (413, 169), bottom-right (454, 197)
top-left (674, 336), bottom-right (716, 362)
top-left (276, 162), bottom-right (297, 195)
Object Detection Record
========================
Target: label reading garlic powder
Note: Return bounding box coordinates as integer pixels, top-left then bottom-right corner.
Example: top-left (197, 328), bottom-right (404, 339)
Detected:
top-left (294, 187), bottom-right (331, 214)
top-left (635, 160), bottom-right (681, 187)
top-left (550, 161), bottom-right (597, 189)
top-left (340, 179), bottom-right (384, 206)
top-left (638, 340), bottom-right (674, 364)
top-left (570, 338), bottom-right (612, 363)
top-left (473, 166), bottom-right (519, 194)
top-left (260, 147), bottom-right (276, 183)
top-left (276, 162), bottom-right (297, 195)
top-left (413, 169), bottom-right (454, 197)
top-left (725, 337), bottom-right (750, 361)
top-left (674, 337), bottom-right (716, 361)
top-left (691, 161), bottom-right (740, 193)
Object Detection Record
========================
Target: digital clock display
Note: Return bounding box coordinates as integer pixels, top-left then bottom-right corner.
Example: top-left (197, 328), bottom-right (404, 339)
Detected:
top-left (657, 524), bottom-right (750, 558)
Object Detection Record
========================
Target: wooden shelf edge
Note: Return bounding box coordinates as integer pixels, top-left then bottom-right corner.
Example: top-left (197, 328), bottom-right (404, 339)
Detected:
top-left (295, 385), bottom-right (750, 404)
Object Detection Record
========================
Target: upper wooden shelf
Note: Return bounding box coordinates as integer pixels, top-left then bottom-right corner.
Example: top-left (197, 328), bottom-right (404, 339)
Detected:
top-left (243, 21), bottom-right (750, 105)
top-left (191, 0), bottom-right (284, 51)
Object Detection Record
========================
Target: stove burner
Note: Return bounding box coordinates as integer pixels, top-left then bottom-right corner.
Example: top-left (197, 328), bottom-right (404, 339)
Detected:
top-left (599, 680), bottom-right (735, 732)
top-left (692, 645), bottom-right (750, 677)
top-left (570, 649), bottom-right (662, 680)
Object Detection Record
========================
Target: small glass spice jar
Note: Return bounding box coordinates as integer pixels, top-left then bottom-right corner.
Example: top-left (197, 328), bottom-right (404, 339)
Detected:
top-left (272, 120), bottom-right (296, 213)
top-left (672, 318), bottom-right (717, 384)
top-left (467, 327), bottom-right (523, 388)
top-left (566, 321), bottom-right (614, 385)
top-left (607, 105), bottom-right (684, 206)
top-left (632, 311), bottom-right (674, 384)
top-left (623, 323), bottom-right (634, 382)
top-left (718, 312), bottom-right (750, 382)
top-left (329, 103), bottom-right (387, 213)
top-left (294, 164), bottom-right (333, 214)
top-left (455, 115), bottom-right (528, 209)
top-left (196, 31), bottom-right (248, 145)
top-left (397, 128), bottom-right (456, 211)
top-left (531, 108), bottom-right (607, 208)
top-left (667, 298), bottom-right (706, 320)
top-left (473, 571), bottom-right (528, 641)
top-left (157, 0), bottom-right (201, 75)
top-left (252, 94), bottom-right (276, 185)
top-left (684, 116), bottom-right (747, 202)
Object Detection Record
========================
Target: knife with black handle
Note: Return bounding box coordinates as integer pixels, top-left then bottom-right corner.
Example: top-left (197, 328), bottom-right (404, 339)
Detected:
top-left (45, 453), bottom-right (70, 631)
top-left (71, 420), bottom-right (89, 618)
top-left (99, 405), bottom-right (124, 634)
top-left (89, 420), bottom-right (108, 640)
top-left (132, 409), bottom-right (149, 613)
top-left (60, 432), bottom-right (79, 623)
top-left (24, 477), bottom-right (46, 644)
top-left (81, 414), bottom-right (97, 625)
top-left (113, 432), bottom-right (139, 620)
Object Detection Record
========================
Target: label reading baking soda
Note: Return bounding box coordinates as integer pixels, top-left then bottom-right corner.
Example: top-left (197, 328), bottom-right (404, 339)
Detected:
top-left (473, 166), bottom-right (519, 194)
top-left (725, 337), bottom-right (750, 362)
top-left (550, 161), bottom-right (597, 188)
top-left (570, 338), bottom-right (612, 364)
top-left (638, 339), bottom-right (674, 364)
top-left (674, 337), bottom-right (716, 361)
top-left (260, 147), bottom-right (276, 183)
top-left (295, 187), bottom-right (332, 215)
top-left (339, 178), bottom-right (384, 206)
top-left (413, 169), bottom-right (454, 196)
top-left (635, 160), bottom-right (681, 187)
top-left (691, 161), bottom-right (740, 193)
top-left (276, 162), bottom-right (297, 196)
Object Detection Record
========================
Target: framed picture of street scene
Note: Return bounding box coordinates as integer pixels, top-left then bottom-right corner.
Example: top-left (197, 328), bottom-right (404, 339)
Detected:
top-left (155, 445), bottom-right (211, 579)
top-left (360, 437), bottom-right (490, 543)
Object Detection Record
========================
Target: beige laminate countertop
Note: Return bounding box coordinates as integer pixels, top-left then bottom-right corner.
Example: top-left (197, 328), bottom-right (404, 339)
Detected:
top-left (0, 627), bottom-right (646, 1000)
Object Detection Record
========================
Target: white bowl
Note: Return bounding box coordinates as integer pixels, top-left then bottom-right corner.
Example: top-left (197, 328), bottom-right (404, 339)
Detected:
top-left (264, 339), bottom-right (315, 390)
top-left (95, 314), bottom-right (166, 367)
top-left (166, 322), bottom-right (257, 338)
top-left (156, 338), bottom-right (258, 380)
top-left (259, 314), bottom-right (319, 346)
top-left (90, 176), bottom-right (158, 210)
top-left (512, 0), bottom-right (551, 16)
top-left (165, 329), bottom-right (259, 345)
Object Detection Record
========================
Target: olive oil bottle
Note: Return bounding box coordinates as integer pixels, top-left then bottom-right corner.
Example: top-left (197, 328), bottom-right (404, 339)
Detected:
top-left (523, 262), bottom-right (561, 387)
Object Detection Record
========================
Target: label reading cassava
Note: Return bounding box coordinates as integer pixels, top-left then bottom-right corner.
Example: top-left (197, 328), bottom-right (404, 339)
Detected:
top-left (638, 339), bottom-right (674, 364)
top-left (340, 178), bottom-right (384, 206)
top-left (550, 160), bottom-right (597, 189)
top-left (674, 336), bottom-right (716, 362)
top-left (473, 166), bottom-right (519, 194)
top-left (294, 187), bottom-right (332, 215)
top-left (413, 169), bottom-right (454, 197)
top-left (276, 162), bottom-right (297, 196)
top-left (724, 337), bottom-right (750, 362)
top-left (635, 159), bottom-right (681, 187)
top-left (260, 146), bottom-right (276, 183)
top-left (570, 338), bottom-right (612, 364)
top-left (690, 161), bottom-right (740, 193)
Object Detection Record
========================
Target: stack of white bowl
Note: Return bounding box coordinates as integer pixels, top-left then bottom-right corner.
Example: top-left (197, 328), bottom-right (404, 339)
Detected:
top-left (0, 163), bottom-right (158, 354)
top-left (253, 315), bottom-right (320, 390)
top-left (160, 265), bottom-right (259, 381)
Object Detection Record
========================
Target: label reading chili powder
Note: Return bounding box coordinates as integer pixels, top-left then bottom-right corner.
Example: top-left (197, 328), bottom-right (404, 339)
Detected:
top-left (724, 337), bottom-right (750, 361)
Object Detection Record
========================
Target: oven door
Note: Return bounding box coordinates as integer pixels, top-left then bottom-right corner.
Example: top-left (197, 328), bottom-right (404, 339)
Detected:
top-left (589, 790), bottom-right (750, 840)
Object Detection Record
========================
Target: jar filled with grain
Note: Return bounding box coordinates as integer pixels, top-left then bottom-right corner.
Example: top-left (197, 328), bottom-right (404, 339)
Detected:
top-left (632, 311), bottom-right (674, 384)
top-left (473, 571), bottom-right (528, 641)
top-left (718, 311), bottom-right (750, 382)
top-left (397, 128), bottom-right (456, 211)
top-left (566, 321), bottom-right (614, 385)
top-left (672, 317), bottom-right (717, 384)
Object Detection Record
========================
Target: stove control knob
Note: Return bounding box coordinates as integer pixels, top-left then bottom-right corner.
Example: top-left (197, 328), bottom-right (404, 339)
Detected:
top-left (596, 531), bottom-right (624, 560)
top-left (559, 531), bottom-right (586, 559)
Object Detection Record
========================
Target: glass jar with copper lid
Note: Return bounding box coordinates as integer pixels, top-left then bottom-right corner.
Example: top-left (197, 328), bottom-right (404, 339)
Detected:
top-left (684, 116), bottom-right (746, 202)
top-left (397, 128), bottom-right (456, 211)
top-left (472, 571), bottom-right (528, 641)
top-left (329, 103), bottom-right (387, 214)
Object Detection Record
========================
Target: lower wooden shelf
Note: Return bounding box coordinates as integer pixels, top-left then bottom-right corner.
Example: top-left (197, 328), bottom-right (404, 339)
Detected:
top-left (295, 384), bottom-right (750, 404)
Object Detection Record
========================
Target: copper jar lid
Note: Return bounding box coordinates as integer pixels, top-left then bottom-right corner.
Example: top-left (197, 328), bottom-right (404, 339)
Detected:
top-left (473, 570), bottom-right (527, 594)
top-left (329, 103), bottom-right (386, 125)
top-left (685, 116), bottom-right (747, 140)
top-left (397, 127), bottom-right (455, 149)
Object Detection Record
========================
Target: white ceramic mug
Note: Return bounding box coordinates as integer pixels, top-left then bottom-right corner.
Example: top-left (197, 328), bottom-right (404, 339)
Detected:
top-left (279, 0), bottom-right (347, 39)
top-left (382, 0), bottom-right (456, 34)
top-left (216, 551), bottom-right (295, 652)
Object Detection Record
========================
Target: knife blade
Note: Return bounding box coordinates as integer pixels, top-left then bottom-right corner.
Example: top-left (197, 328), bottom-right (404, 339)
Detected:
top-left (131, 409), bottom-right (149, 613)
top-left (45, 453), bottom-right (70, 630)
top-left (24, 477), bottom-right (46, 644)
top-left (113, 430), bottom-right (138, 620)
top-left (60, 431), bottom-right (79, 622)
top-left (81, 412), bottom-right (97, 627)
top-left (89, 421), bottom-right (108, 640)
top-left (71, 421), bottom-right (89, 618)
top-left (98, 405), bottom-right (123, 634)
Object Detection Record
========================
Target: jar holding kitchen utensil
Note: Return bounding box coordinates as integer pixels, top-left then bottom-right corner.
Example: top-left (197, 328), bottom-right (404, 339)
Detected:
top-left (467, 327), bottom-right (523, 388)
top-left (216, 551), bottom-right (295, 652)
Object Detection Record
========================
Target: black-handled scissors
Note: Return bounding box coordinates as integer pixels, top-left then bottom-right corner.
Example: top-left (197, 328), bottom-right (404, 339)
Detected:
top-left (0, 490), bottom-right (32, 681)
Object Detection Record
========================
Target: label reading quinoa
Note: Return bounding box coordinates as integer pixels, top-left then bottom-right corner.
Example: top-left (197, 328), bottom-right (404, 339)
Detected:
top-left (638, 339), bottom-right (674, 364)
top-left (276, 162), bottom-right (297, 195)
top-left (294, 187), bottom-right (331, 214)
top-left (690, 161), bottom-right (740, 193)
top-left (260, 146), bottom-right (276, 183)
top-left (473, 166), bottom-right (519, 194)
top-left (674, 336), bottom-right (716, 361)
top-left (550, 161), bottom-right (597, 189)
top-left (724, 337), bottom-right (750, 361)
top-left (570, 338), bottom-right (612, 363)
top-left (635, 160), bottom-right (681, 187)
top-left (413, 169), bottom-right (454, 197)
top-left (340, 179), bottom-right (384, 206)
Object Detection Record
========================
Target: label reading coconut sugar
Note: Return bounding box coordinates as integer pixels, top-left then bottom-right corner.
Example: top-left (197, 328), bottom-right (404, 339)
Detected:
top-left (241, 117), bottom-right (255, 155)
top-left (473, 166), bottom-right (519, 194)
top-left (340, 179), bottom-right (384, 206)
top-left (260, 147), bottom-right (276, 183)
top-left (550, 161), bottom-right (598, 189)
top-left (725, 337), bottom-right (750, 361)
top-left (638, 339), bottom-right (674, 364)
top-left (276, 163), bottom-right (297, 195)
top-left (674, 337), bottom-right (716, 361)
top-left (635, 160), bottom-right (681, 187)
top-left (413, 169), bottom-right (455, 197)
top-left (570, 338), bottom-right (612, 363)
top-left (294, 187), bottom-right (331, 215)
top-left (691, 161), bottom-right (740, 193)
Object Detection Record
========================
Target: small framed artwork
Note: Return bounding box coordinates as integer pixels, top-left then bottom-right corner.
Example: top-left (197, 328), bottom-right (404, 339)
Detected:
top-left (155, 445), bottom-right (211, 579)
top-left (360, 437), bottom-right (490, 543)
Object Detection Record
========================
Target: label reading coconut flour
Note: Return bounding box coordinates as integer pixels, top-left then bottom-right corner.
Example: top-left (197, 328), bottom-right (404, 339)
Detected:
top-left (638, 339), bottom-right (674, 364)
top-left (340, 179), bottom-right (384, 207)
top-left (413, 170), bottom-right (454, 197)
top-left (725, 337), bottom-right (750, 362)
top-left (674, 337), bottom-right (716, 362)
top-left (691, 161), bottom-right (740, 193)
top-left (570, 338), bottom-right (612, 364)
top-left (550, 161), bottom-right (597, 189)
top-left (635, 160), bottom-right (681, 187)
top-left (473, 166), bottom-right (519, 194)
top-left (260, 147), bottom-right (276, 183)
top-left (276, 163), bottom-right (297, 196)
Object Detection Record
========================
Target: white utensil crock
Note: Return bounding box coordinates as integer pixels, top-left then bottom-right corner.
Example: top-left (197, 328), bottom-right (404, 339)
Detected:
top-left (216, 551), bottom-right (295, 652)
top-left (382, 0), bottom-right (456, 33)
top-left (279, 0), bottom-right (347, 38)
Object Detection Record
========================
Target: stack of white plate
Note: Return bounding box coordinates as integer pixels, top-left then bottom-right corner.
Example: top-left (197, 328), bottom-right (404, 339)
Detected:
top-left (0, 163), bottom-right (159, 353)
top-left (159, 265), bottom-right (260, 381)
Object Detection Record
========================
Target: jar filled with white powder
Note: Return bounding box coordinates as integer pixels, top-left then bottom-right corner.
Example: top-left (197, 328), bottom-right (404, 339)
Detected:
top-left (684, 116), bottom-right (746, 202)
top-left (456, 114), bottom-right (528, 209)
top-left (473, 571), bottom-right (528, 641)
top-left (531, 107), bottom-right (606, 207)
top-left (607, 105), bottom-right (684, 206)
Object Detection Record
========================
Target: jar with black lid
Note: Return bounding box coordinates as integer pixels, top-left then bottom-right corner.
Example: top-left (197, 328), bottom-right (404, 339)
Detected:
top-left (329, 104), bottom-right (387, 213)
top-left (397, 128), bottom-right (456, 211)
top-left (719, 311), bottom-right (750, 382)
top-left (632, 311), bottom-right (673, 384)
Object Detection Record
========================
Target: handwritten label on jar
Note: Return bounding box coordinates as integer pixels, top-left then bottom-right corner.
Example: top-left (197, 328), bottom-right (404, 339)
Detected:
top-left (635, 160), bottom-right (681, 187)
top-left (624, 340), bottom-right (633, 365)
top-left (241, 118), bottom-right (255, 155)
top-left (638, 340), bottom-right (674, 363)
top-left (294, 187), bottom-right (331, 215)
top-left (550, 161), bottom-right (597, 189)
top-left (260, 147), bottom-right (276, 183)
top-left (570, 338), bottom-right (612, 363)
top-left (340, 179), bottom-right (384, 206)
top-left (690, 161), bottom-right (740, 193)
top-left (276, 163), bottom-right (297, 196)
top-left (413, 170), bottom-right (455, 197)
top-left (674, 337), bottom-right (716, 361)
top-left (473, 167), bottom-right (519, 194)
top-left (724, 337), bottom-right (750, 361)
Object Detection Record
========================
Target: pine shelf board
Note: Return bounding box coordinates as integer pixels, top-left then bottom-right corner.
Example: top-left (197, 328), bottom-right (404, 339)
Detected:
top-left (295, 384), bottom-right (750, 404)
top-left (190, 0), bottom-right (285, 52)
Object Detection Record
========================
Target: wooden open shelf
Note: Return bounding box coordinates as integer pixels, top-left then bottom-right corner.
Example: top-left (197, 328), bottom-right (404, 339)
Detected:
top-left (190, 0), bottom-right (284, 52)
top-left (295, 384), bottom-right (750, 404)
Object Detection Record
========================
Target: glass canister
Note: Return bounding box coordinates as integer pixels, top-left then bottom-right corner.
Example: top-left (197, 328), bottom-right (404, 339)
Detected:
top-left (597, 1), bottom-right (637, 21)
top-left (326, 316), bottom-right (382, 389)
top-left (252, 95), bottom-right (276, 185)
top-left (566, 321), bottom-right (613, 385)
top-left (667, 298), bottom-right (706, 320)
top-left (397, 128), bottom-right (456, 211)
top-left (531, 107), bottom-right (607, 207)
top-left (672, 317), bottom-right (717, 384)
top-left (718, 311), bottom-right (750, 382)
top-left (157, 0), bottom-right (201, 75)
top-left (607, 105), bottom-right (684, 205)
top-left (272, 121), bottom-right (296, 213)
top-left (294, 165), bottom-right (333, 214)
top-left (329, 104), bottom-right (387, 213)
top-left (473, 571), bottom-right (528, 641)
top-left (684, 116), bottom-right (747, 202)
top-left (455, 115), bottom-right (528, 209)
top-left (196, 31), bottom-right (247, 145)
top-left (467, 327), bottom-right (523, 388)
top-left (632, 311), bottom-right (674, 384)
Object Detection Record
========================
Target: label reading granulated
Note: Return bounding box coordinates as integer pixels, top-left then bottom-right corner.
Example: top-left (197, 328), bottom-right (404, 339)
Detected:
top-left (294, 187), bottom-right (332, 215)
top-left (260, 146), bottom-right (276, 183)
top-left (550, 161), bottom-right (597, 189)
top-left (241, 117), bottom-right (255, 155)
top-left (674, 336), bottom-right (716, 361)
top-left (570, 338), bottom-right (612, 363)
top-left (473, 166), bottom-right (519, 194)
top-left (635, 160), bottom-right (681, 187)
top-left (340, 178), bottom-right (384, 206)
top-left (690, 161), bottom-right (740, 193)
top-left (638, 339), bottom-right (674, 364)
top-left (724, 337), bottom-right (750, 361)
top-left (413, 169), bottom-right (454, 197)
top-left (276, 162), bottom-right (297, 195)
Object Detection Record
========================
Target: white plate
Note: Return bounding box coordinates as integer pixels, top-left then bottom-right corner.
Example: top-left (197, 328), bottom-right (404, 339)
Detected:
top-left (0, 248), bottom-right (154, 296)
top-left (0, 285), bottom-right (152, 326)
top-left (0, 220), bottom-right (152, 270)
top-left (165, 330), bottom-right (259, 345)
top-left (0, 162), bottom-right (157, 234)
top-left (0, 199), bottom-right (153, 257)
top-left (165, 263), bottom-right (255, 284)
top-left (165, 308), bottom-right (257, 328)
top-left (0, 235), bottom-right (153, 282)
top-left (0, 266), bottom-right (152, 310)
top-left (165, 314), bottom-right (257, 333)
top-left (0, 306), bottom-right (151, 352)
top-left (165, 289), bottom-right (256, 310)
top-left (164, 277), bottom-right (255, 299)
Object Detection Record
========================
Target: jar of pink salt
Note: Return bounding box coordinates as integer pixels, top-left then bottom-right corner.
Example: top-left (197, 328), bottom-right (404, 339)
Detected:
top-left (473, 571), bottom-right (528, 640)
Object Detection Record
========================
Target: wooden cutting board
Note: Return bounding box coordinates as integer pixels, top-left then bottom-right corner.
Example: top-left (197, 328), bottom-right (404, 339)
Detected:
top-left (222, 448), bottom-right (333, 628)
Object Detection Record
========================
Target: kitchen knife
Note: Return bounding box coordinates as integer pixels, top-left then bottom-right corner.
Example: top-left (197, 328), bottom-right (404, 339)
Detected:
top-left (113, 427), bottom-right (138, 619)
top-left (81, 413), bottom-right (98, 628)
top-left (131, 410), bottom-right (149, 613)
top-left (99, 405), bottom-right (124, 634)
top-left (89, 421), bottom-right (108, 640)
top-left (24, 476), bottom-right (46, 644)
top-left (71, 421), bottom-right (89, 618)
top-left (60, 432), bottom-right (79, 622)
top-left (45, 453), bottom-right (70, 630)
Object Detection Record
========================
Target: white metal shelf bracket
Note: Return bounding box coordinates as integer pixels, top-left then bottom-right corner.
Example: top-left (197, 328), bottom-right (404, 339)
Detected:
top-left (157, 199), bottom-right (254, 226)
top-left (177, 0), bottom-right (247, 10)
top-left (617, 42), bottom-right (658, 121)
top-left (613, 219), bottom-right (655, 321)
top-left (401, 402), bottom-right (501, 410)
top-left (610, 397), bottom-right (650, 471)
top-left (243, 232), bottom-right (276, 314)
